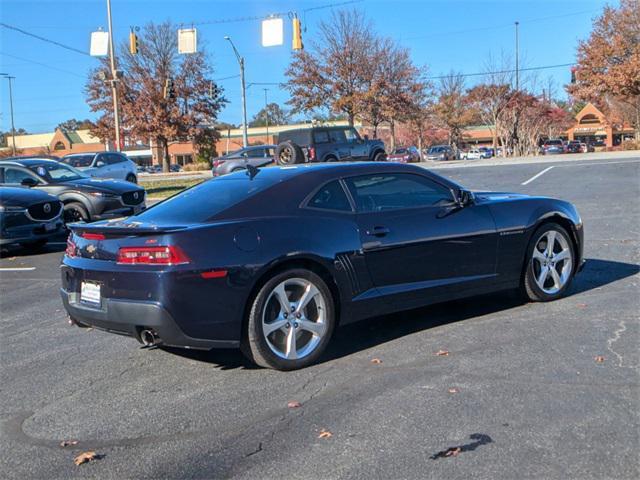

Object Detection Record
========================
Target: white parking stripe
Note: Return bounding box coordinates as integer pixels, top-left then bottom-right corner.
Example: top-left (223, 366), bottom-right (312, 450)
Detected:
top-left (521, 166), bottom-right (554, 185)
top-left (0, 267), bottom-right (36, 271)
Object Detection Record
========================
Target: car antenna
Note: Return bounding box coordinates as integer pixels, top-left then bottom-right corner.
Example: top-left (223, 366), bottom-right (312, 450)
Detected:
top-left (246, 163), bottom-right (260, 180)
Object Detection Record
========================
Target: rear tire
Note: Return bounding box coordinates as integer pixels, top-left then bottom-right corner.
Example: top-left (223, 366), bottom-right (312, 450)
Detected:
top-left (276, 141), bottom-right (304, 165)
top-left (522, 223), bottom-right (575, 302)
top-left (63, 202), bottom-right (89, 224)
top-left (242, 269), bottom-right (335, 370)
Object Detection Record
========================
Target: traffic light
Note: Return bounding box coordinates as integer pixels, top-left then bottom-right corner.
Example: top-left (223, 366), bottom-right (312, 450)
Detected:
top-left (164, 79), bottom-right (175, 100)
top-left (129, 31), bottom-right (139, 55)
top-left (292, 17), bottom-right (303, 51)
top-left (570, 66), bottom-right (577, 84)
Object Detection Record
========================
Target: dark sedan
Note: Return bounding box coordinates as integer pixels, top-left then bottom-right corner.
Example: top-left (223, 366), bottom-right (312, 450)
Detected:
top-left (0, 158), bottom-right (145, 223)
top-left (61, 163), bottom-right (584, 370)
top-left (212, 145), bottom-right (275, 176)
top-left (0, 186), bottom-right (64, 248)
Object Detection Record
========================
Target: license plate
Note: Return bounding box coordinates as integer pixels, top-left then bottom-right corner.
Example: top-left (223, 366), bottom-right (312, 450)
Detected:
top-left (80, 282), bottom-right (101, 306)
top-left (44, 221), bottom-right (57, 232)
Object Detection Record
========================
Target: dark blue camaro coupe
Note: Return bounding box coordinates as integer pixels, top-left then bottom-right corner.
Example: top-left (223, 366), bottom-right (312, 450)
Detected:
top-left (61, 163), bottom-right (584, 370)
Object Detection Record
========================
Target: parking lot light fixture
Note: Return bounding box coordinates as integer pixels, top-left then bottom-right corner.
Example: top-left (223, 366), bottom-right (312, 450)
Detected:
top-left (1, 73), bottom-right (17, 155)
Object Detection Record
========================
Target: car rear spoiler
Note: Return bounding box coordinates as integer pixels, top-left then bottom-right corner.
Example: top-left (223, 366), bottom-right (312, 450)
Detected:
top-left (68, 223), bottom-right (189, 236)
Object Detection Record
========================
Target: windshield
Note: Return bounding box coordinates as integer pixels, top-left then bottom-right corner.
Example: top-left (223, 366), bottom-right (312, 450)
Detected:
top-left (545, 140), bottom-right (562, 146)
top-left (28, 162), bottom-right (87, 182)
top-left (62, 155), bottom-right (94, 167)
top-left (393, 148), bottom-right (408, 154)
top-left (428, 146), bottom-right (443, 153)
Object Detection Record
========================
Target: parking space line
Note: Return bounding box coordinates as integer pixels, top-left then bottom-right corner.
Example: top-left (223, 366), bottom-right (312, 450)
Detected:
top-left (0, 267), bottom-right (36, 271)
top-left (521, 166), bottom-right (554, 185)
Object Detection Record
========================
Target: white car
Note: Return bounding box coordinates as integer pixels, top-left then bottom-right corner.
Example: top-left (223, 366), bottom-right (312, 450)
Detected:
top-left (461, 148), bottom-right (483, 160)
top-left (61, 152), bottom-right (138, 183)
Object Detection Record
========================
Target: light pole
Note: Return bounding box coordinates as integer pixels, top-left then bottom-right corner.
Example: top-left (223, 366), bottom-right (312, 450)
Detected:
top-left (0, 73), bottom-right (16, 155)
top-left (106, 0), bottom-right (122, 151)
top-left (515, 21), bottom-right (520, 91)
top-left (263, 88), bottom-right (270, 143)
top-left (224, 36), bottom-right (248, 148)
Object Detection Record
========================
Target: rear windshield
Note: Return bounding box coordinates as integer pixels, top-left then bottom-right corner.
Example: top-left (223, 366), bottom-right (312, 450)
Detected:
top-left (545, 140), bottom-right (563, 146)
top-left (393, 148), bottom-right (408, 154)
top-left (62, 155), bottom-right (94, 167)
top-left (133, 177), bottom-right (273, 224)
top-left (428, 146), bottom-right (443, 153)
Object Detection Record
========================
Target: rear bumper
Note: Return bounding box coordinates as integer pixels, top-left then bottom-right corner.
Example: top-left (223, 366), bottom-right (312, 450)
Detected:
top-left (60, 288), bottom-right (239, 350)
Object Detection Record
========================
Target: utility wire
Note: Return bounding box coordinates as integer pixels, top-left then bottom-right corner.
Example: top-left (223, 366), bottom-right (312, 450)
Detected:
top-left (0, 22), bottom-right (90, 56)
top-left (426, 63), bottom-right (575, 80)
top-left (193, 0), bottom-right (363, 26)
top-left (0, 51), bottom-right (86, 78)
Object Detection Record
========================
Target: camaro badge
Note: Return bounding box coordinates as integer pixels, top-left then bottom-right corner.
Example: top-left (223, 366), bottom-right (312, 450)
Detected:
top-left (86, 245), bottom-right (97, 253)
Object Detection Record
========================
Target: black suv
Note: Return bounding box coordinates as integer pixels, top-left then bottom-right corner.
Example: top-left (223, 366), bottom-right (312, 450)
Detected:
top-left (275, 126), bottom-right (386, 165)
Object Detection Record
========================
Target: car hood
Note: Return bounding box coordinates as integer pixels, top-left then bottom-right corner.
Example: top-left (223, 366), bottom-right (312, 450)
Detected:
top-left (0, 186), bottom-right (59, 207)
top-left (59, 177), bottom-right (141, 194)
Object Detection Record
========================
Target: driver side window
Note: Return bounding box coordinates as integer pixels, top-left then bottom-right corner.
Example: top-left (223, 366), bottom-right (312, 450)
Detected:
top-left (4, 167), bottom-right (40, 185)
top-left (344, 128), bottom-right (360, 143)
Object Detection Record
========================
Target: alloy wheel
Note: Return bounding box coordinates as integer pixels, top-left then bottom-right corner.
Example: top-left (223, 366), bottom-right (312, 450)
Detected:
top-left (261, 278), bottom-right (327, 360)
top-left (531, 230), bottom-right (573, 295)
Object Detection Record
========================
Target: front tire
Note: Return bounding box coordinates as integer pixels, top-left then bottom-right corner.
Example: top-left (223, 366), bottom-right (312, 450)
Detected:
top-left (243, 269), bottom-right (335, 370)
top-left (63, 202), bottom-right (89, 224)
top-left (522, 223), bottom-right (575, 302)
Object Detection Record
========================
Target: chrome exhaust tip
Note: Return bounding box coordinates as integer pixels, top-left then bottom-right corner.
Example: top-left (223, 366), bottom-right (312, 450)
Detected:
top-left (140, 329), bottom-right (158, 346)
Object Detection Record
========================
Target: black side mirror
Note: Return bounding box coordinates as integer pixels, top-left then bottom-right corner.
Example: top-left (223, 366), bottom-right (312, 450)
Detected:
top-left (457, 189), bottom-right (475, 207)
top-left (21, 177), bottom-right (38, 187)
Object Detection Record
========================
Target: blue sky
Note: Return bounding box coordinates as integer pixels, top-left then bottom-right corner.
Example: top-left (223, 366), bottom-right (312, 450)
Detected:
top-left (0, 0), bottom-right (610, 134)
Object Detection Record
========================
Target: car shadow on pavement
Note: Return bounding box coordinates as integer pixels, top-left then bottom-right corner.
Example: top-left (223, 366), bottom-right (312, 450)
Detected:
top-left (0, 240), bottom-right (67, 258)
top-left (164, 258), bottom-right (639, 370)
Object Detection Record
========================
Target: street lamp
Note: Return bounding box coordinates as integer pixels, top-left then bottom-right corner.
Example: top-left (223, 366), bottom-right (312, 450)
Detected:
top-left (0, 73), bottom-right (17, 155)
top-left (106, 0), bottom-right (122, 151)
top-left (224, 36), bottom-right (248, 148)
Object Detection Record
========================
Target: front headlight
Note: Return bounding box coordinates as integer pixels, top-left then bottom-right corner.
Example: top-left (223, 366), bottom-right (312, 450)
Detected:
top-left (89, 191), bottom-right (117, 198)
top-left (0, 205), bottom-right (26, 213)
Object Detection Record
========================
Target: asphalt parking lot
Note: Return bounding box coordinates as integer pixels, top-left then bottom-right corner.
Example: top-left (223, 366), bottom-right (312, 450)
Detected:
top-left (1, 155), bottom-right (639, 479)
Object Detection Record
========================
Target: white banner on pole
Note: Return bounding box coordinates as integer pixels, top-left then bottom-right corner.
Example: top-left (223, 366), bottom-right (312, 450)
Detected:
top-left (90, 31), bottom-right (109, 56)
top-left (262, 18), bottom-right (283, 47)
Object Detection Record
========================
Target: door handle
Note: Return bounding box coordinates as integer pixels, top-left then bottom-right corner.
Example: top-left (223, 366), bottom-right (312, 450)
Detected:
top-left (366, 226), bottom-right (390, 237)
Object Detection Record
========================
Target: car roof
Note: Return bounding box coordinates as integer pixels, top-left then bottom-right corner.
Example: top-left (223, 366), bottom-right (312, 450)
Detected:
top-left (0, 158), bottom-right (60, 167)
top-left (63, 152), bottom-right (101, 157)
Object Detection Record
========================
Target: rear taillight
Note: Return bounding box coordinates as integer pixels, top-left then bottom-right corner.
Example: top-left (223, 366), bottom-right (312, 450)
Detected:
top-left (212, 160), bottom-right (225, 169)
top-left (116, 246), bottom-right (190, 265)
top-left (65, 237), bottom-right (77, 258)
top-left (308, 147), bottom-right (316, 161)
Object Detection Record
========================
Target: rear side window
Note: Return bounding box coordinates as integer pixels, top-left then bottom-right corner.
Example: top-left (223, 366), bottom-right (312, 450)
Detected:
top-left (313, 131), bottom-right (330, 144)
top-left (307, 180), bottom-right (352, 212)
top-left (133, 177), bottom-right (273, 224)
top-left (344, 173), bottom-right (453, 212)
top-left (107, 153), bottom-right (125, 164)
top-left (329, 129), bottom-right (346, 143)
top-left (279, 130), bottom-right (310, 145)
top-left (63, 155), bottom-right (94, 167)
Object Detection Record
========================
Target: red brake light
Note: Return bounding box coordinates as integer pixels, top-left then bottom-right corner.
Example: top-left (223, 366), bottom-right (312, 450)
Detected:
top-left (82, 232), bottom-right (105, 240)
top-left (308, 147), bottom-right (316, 161)
top-left (116, 246), bottom-right (190, 265)
top-left (65, 237), bottom-right (77, 258)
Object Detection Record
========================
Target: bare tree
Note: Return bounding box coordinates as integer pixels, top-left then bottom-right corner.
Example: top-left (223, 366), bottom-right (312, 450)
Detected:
top-left (433, 73), bottom-right (475, 152)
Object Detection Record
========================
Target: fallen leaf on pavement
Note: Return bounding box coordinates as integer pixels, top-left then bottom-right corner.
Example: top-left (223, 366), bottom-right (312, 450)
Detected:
top-left (74, 451), bottom-right (100, 466)
top-left (595, 355), bottom-right (605, 363)
top-left (287, 401), bottom-right (301, 408)
top-left (445, 447), bottom-right (461, 457)
top-left (435, 350), bottom-right (450, 356)
top-left (60, 440), bottom-right (79, 447)
top-left (318, 429), bottom-right (332, 439)
top-left (371, 358), bottom-right (382, 364)
top-left (448, 387), bottom-right (459, 394)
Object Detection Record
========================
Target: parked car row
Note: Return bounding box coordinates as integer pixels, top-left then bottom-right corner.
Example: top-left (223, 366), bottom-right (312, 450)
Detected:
top-left (542, 139), bottom-right (596, 155)
top-left (0, 157), bottom-right (146, 249)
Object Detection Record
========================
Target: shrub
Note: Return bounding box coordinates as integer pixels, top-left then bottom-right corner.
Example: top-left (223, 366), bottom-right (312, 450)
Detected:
top-left (621, 140), bottom-right (639, 151)
top-left (182, 161), bottom-right (211, 171)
